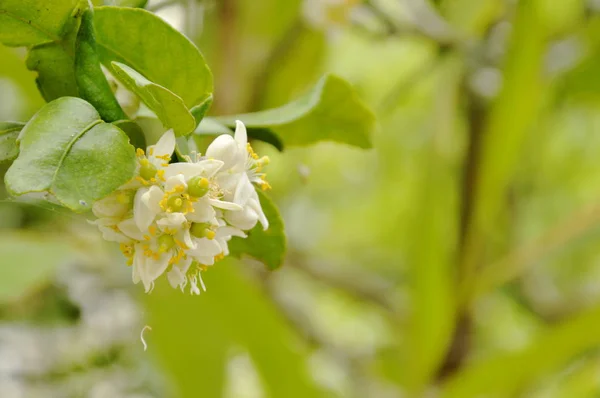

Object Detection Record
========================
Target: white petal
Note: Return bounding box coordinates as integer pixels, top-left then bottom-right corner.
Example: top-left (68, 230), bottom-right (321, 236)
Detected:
top-left (152, 129), bottom-right (176, 159)
top-left (133, 187), bottom-right (149, 231)
top-left (249, 197), bottom-right (269, 230)
top-left (216, 173), bottom-right (242, 196)
top-left (163, 160), bottom-right (224, 180)
top-left (164, 174), bottom-right (188, 191)
top-left (234, 120), bottom-right (248, 147)
top-left (178, 228), bottom-right (196, 250)
top-left (232, 172), bottom-right (255, 206)
top-left (98, 225), bottom-right (130, 243)
top-left (224, 206), bottom-right (259, 231)
top-left (134, 186), bottom-right (162, 231)
top-left (145, 253), bottom-right (171, 285)
top-left (157, 212), bottom-right (187, 231)
top-left (216, 225), bottom-right (247, 239)
top-left (205, 134), bottom-right (241, 170)
top-left (92, 192), bottom-right (128, 218)
top-left (132, 244), bottom-right (146, 285)
top-left (167, 266), bottom-right (185, 288)
top-left (188, 237), bottom-right (222, 258)
top-left (197, 159), bottom-right (225, 177)
top-left (144, 185), bottom-right (164, 214)
top-left (187, 199), bottom-right (216, 223)
top-left (208, 198), bottom-right (243, 211)
top-left (193, 255), bottom-right (215, 266)
top-left (118, 218), bottom-right (146, 240)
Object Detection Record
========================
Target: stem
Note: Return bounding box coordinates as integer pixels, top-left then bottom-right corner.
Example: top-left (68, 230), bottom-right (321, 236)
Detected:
top-left (473, 202), bottom-right (600, 302)
top-left (247, 18), bottom-right (304, 111)
top-left (436, 90), bottom-right (486, 381)
top-left (212, 0), bottom-right (238, 114)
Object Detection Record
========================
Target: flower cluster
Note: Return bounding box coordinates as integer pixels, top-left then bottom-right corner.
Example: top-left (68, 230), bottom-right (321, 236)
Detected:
top-left (92, 121), bottom-right (270, 294)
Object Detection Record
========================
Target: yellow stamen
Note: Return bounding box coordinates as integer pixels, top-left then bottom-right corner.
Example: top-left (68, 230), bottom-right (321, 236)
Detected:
top-left (136, 148), bottom-right (145, 157)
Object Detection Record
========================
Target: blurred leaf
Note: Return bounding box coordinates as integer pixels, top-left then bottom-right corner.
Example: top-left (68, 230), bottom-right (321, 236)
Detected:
top-left (94, 6), bottom-right (213, 108)
top-left (253, 22), bottom-right (326, 110)
top-left (461, 0), bottom-right (548, 296)
top-left (440, 304), bottom-right (600, 398)
top-left (441, 0), bottom-right (503, 37)
top-left (195, 117), bottom-right (233, 135)
top-left (536, 0), bottom-right (585, 36)
top-left (0, 0), bottom-right (79, 47)
top-left (401, 56), bottom-right (461, 392)
top-left (561, 50), bottom-right (600, 103)
top-left (229, 191), bottom-right (286, 270)
top-left (5, 97), bottom-right (136, 212)
top-left (75, 9), bottom-right (126, 122)
top-left (0, 121), bottom-right (24, 162)
top-left (0, 232), bottom-right (75, 302)
top-left (111, 61), bottom-right (195, 136)
top-left (144, 260), bottom-right (324, 398)
top-left (214, 74), bottom-right (375, 150)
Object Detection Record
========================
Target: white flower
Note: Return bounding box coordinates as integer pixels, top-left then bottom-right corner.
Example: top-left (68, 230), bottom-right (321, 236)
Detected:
top-left (91, 126), bottom-right (272, 295)
top-left (206, 120), bottom-right (270, 230)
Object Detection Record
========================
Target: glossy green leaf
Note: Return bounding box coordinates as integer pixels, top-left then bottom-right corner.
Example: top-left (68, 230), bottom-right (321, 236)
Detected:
top-left (0, 121), bottom-right (24, 162)
top-left (94, 6), bottom-right (213, 108)
top-left (229, 191), bottom-right (286, 270)
top-left (5, 97), bottom-right (136, 212)
top-left (441, 303), bottom-right (600, 398)
top-left (214, 74), bottom-right (375, 150)
top-left (111, 61), bottom-right (196, 136)
top-left (0, 232), bottom-right (75, 302)
top-left (27, 41), bottom-right (79, 101)
top-left (25, 2), bottom-right (84, 101)
top-left (75, 9), bottom-right (126, 122)
top-left (0, 0), bottom-right (79, 47)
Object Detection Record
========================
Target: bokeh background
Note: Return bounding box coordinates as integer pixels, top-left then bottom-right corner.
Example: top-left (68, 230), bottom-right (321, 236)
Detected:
top-left (2, 0), bottom-right (600, 397)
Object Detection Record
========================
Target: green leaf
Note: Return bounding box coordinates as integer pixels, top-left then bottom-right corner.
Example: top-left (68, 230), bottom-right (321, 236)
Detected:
top-left (0, 232), bottom-right (75, 302)
top-left (214, 74), bottom-right (375, 150)
top-left (101, 0), bottom-right (147, 7)
top-left (190, 94), bottom-right (213, 125)
top-left (440, 303), bottom-right (600, 398)
top-left (4, 97), bottom-right (136, 212)
top-left (400, 56), bottom-right (461, 392)
top-left (144, 260), bottom-right (325, 398)
top-left (196, 117), bottom-right (233, 136)
top-left (113, 119), bottom-right (146, 149)
top-left (229, 191), bottom-right (286, 270)
top-left (75, 9), bottom-right (126, 122)
top-left (0, 122), bottom-right (24, 162)
top-left (0, 0), bottom-right (80, 47)
top-left (110, 61), bottom-right (196, 136)
top-left (94, 6), bottom-right (213, 108)
top-left (25, 2), bottom-right (84, 101)
top-left (27, 41), bottom-right (80, 101)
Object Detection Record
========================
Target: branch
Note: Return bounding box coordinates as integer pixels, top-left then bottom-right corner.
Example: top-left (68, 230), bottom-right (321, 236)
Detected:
top-left (472, 201), bottom-right (600, 302)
